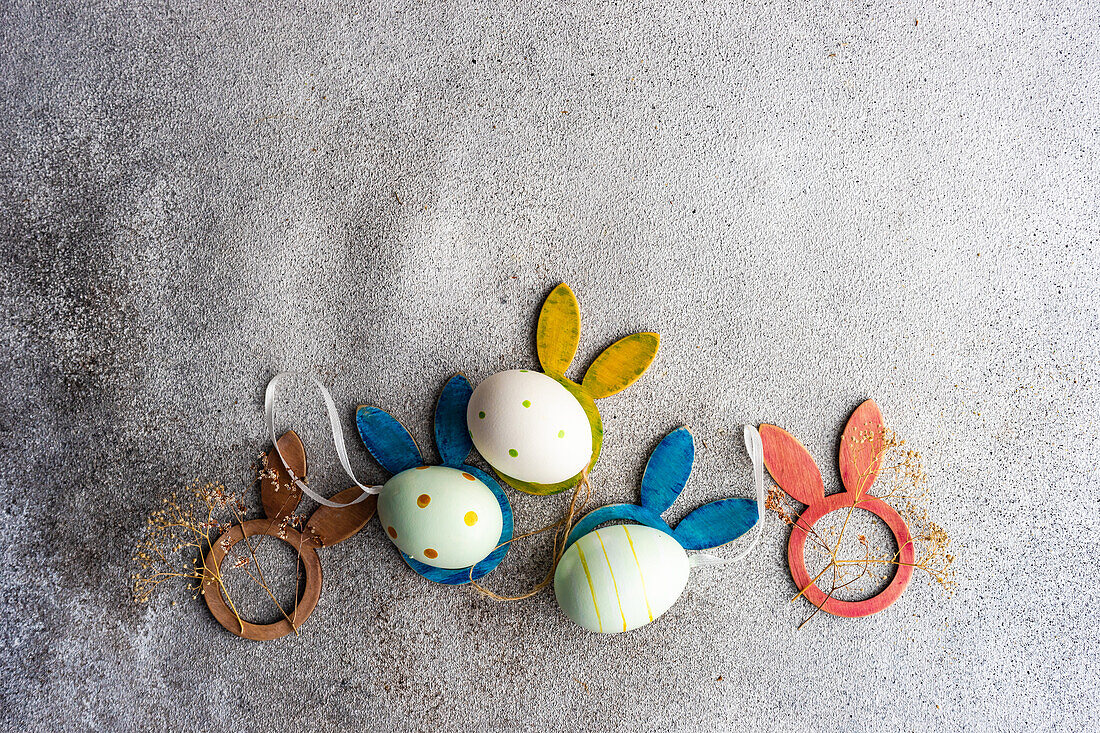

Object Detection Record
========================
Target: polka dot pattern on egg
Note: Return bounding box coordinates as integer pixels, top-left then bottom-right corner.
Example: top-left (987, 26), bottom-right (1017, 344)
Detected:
top-left (466, 369), bottom-right (593, 484)
top-left (377, 465), bottom-right (504, 569)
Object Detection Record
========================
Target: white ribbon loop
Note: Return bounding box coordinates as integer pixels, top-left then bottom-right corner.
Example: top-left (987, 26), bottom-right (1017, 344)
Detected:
top-left (265, 372), bottom-right (383, 508)
top-left (688, 424), bottom-right (767, 568)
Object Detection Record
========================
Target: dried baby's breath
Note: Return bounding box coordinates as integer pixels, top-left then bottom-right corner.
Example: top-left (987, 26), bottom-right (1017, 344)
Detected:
top-left (767, 428), bottom-right (956, 629)
top-left (131, 455), bottom-right (307, 634)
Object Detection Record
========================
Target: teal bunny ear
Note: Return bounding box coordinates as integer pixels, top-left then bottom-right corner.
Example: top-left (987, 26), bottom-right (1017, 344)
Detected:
top-left (355, 406), bottom-right (423, 474)
top-left (565, 504), bottom-right (675, 551)
top-left (640, 427), bottom-right (694, 514)
top-left (435, 375), bottom-right (473, 467)
top-left (673, 498), bottom-right (759, 551)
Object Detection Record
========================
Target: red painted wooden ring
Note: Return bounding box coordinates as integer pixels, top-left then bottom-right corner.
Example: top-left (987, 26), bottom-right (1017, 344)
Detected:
top-left (787, 493), bottom-right (915, 618)
top-left (203, 518), bottom-right (323, 640)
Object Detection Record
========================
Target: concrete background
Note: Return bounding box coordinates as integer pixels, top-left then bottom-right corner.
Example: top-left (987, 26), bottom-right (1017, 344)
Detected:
top-left (1, 0), bottom-right (1097, 731)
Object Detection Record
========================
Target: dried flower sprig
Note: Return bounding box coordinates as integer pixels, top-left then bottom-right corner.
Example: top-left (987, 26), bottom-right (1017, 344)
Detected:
top-left (131, 459), bottom-right (307, 635)
top-left (767, 428), bottom-right (956, 629)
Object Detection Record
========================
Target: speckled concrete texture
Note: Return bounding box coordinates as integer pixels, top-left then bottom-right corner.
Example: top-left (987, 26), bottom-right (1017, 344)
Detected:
top-left (1, 0), bottom-right (1097, 731)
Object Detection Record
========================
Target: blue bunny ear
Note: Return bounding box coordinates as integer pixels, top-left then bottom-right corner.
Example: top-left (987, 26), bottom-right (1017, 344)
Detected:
top-left (355, 406), bottom-right (423, 474)
top-left (672, 498), bottom-right (759, 551)
top-left (640, 427), bottom-right (694, 514)
top-left (435, 375), bottom-right (474, 467)
top-left (565, 504), bottom-right (675, 551)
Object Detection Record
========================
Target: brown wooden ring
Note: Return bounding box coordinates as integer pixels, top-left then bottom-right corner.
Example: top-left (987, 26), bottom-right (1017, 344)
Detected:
top-left (202, 518), bottom-right (323, 641)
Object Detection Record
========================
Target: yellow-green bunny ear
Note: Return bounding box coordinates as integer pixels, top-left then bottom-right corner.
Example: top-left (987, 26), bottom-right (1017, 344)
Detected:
top-left (537, 283), bottom-right (581, 376)
top-left (581, 332), bottom-right (659, 399)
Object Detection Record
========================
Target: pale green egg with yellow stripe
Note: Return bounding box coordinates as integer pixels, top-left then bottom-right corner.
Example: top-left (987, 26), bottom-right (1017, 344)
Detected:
top-left (554, 524), bottom-right (690, 633)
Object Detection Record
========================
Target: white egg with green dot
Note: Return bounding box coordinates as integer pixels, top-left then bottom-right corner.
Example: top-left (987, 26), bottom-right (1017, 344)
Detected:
top-left (467, 369), bottom-right (592, 484)
top-left (377, 465), bottom-right (504, 569)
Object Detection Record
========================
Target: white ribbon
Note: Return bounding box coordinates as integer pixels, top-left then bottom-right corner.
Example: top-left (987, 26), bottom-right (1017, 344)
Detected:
top-left (265, 372), bottom-right (383, 508)
top-left (688, 424), bottom-right (767, 568)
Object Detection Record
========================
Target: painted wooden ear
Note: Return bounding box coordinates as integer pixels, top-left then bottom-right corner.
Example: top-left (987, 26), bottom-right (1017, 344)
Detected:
top-left (304, 487), bottom-right (378, 547)
top-left (435, 374), bottom-right (474, 467)
top-left (565, 503), bottom-right (675, 550)
top-left (261, 431), bottom-right (306, 522)
top-left (673, 498), bottom-right (759, 551)
top-left (640, 427), bottom-right (694, 514)
top-left (355, 406), bottom-right (423, 474)
top-left (537, 283), bottom-right (582, 377)
top-left (839, 399), bottom-right (886, 499)
top-left (759, 424), bottom-right (825, 506)
top-left (580, 332), bottom-right (660, 399)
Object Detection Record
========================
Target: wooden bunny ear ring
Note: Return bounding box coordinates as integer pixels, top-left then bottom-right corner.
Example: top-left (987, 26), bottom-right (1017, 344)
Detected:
top-left (760, 404), bottom-right (917, 619)
top-left (358, 380), bottom-right (514, 586)
top-left (556, 427), bottom-right (761, 634)
top-left (565, 427), bottom-right (695, 545)
top-left (204, 433), bottom-right (377, 641)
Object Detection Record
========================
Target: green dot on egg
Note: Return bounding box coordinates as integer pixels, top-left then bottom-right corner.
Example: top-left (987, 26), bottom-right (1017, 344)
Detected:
top-left (558, 430), bottom-right (565, 438)
top-left (478, 411), bottom-right (485, 419)
top-left (508, 448), bottom-right (518, 457)
top-left (522, 400), bottom-right (531, 408)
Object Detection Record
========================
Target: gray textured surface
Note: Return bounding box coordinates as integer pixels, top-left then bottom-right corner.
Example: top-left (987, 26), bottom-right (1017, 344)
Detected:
top-left (1, 1), bottom-right (1097, 731)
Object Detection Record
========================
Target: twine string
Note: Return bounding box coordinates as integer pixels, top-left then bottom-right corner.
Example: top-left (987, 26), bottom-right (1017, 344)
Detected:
top-left (468, 467), bottom-right (592, 601)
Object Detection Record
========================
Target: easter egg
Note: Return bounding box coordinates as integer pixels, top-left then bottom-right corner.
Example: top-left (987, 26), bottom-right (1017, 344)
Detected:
top-left (377, 465), bottom-right (503, 569)
top-left (554, 524), bottom-right (689, 633)
top-left (467, 370), bottom-right (592, 484)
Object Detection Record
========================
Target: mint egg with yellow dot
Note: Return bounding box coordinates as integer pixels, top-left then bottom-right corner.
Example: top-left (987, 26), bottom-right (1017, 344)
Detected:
top-left (356, 376), bottom-right (513, 583)
top-left (377, 466), bottom-right (502, 568)
top-left (467, 283), bottom-right (660, 495)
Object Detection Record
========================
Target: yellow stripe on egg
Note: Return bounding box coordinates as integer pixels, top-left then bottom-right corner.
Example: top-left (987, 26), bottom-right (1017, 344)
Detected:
top-left (594, 529), bottom-right (628, 632)
top-left (576, 543), bottom-right (602, 633)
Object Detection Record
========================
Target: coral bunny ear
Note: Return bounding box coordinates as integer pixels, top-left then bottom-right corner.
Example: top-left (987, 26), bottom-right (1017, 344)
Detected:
top-left (581, 332), bottom-right (660, 399)
top-left (537, 283), bottom-right (582, 377)
top-left (839, 399), bottom-right (886, 499)
top-left (640, 427), bottom-right (694, 514)
top-left (759, 424), bottom-right (825, 506)
top-left (435, 374), bottom-right (474, 467)
top-left (261, 431), bottom-right (306, 521)
top-left (355, 406), bottom-right (423, 474)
